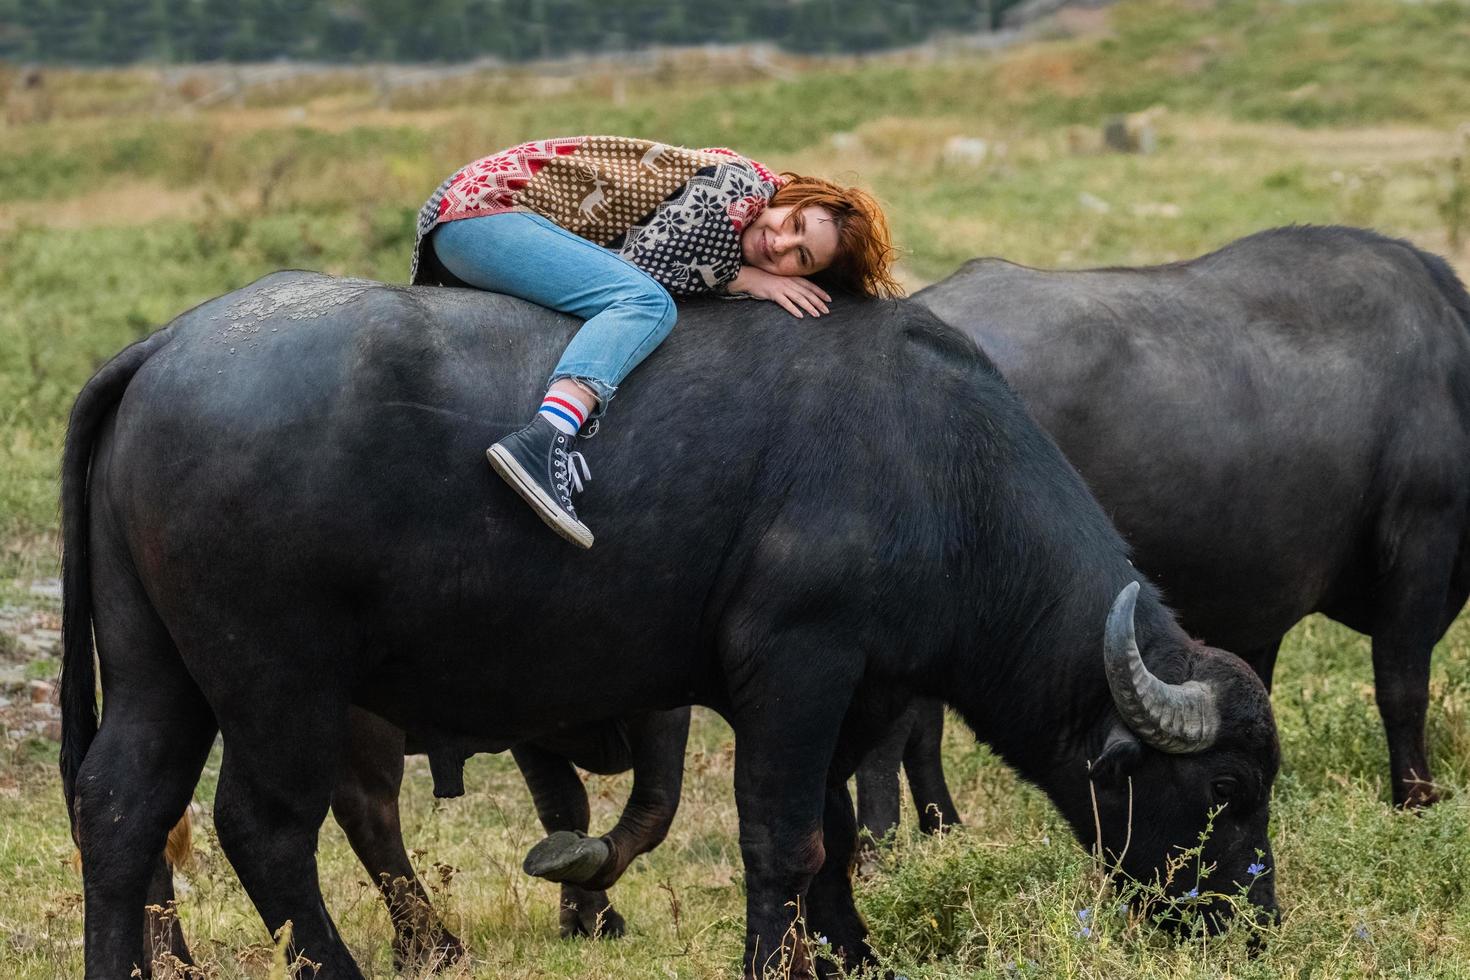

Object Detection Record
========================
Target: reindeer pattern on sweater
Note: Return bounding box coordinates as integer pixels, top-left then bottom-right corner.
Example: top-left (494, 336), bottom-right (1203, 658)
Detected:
top-left (411, 136), bottom-right (785, 296)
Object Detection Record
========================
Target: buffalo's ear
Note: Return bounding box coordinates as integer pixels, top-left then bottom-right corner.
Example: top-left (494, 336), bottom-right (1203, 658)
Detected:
top-left (1088, 720), bottom-right (1142, 785)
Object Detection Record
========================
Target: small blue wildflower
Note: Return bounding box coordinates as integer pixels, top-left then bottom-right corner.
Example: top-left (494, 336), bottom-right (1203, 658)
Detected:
top-left (1247, 862), bottom-right (1266, 876)
top-left (1077, 908), bottom-right (1091, 922)
top-left (1074, 925), bottom-right (1092, 939)
top-left (1354, 924), bottom-right (1370, 941)
top-left (1185, 887), bottom-right (1199, 899)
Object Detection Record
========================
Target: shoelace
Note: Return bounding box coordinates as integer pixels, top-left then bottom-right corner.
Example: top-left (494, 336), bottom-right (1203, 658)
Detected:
top-left (565, 450), bottom-right (591, 493)
top-left (552, 447), bottom-right (593, 504)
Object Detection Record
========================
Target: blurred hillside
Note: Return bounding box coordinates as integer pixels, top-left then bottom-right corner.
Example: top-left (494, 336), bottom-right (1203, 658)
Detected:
top-left (5, 0), bottom-right (1468, 127)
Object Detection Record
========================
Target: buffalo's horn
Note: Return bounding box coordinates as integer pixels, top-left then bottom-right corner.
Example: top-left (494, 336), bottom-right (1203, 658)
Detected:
top-left (1103, 581), bottom-right (1219, 753)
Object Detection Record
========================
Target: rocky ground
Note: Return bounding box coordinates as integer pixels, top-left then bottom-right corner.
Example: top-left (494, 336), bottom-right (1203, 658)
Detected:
top-left (0, 580), bottom-right (64, 752)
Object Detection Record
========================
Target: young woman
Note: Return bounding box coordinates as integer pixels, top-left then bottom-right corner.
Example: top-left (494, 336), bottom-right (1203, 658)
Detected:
top-left (411, 135), bottom-right (900, 548)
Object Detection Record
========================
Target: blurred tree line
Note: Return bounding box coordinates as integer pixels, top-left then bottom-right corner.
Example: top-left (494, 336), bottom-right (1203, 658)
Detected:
top-left (0, 0), bottom-right (1029, 65)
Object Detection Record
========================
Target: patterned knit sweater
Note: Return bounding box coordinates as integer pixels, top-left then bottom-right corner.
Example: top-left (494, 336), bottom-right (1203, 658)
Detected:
top-left (410, 136), bottom-right (785, 296)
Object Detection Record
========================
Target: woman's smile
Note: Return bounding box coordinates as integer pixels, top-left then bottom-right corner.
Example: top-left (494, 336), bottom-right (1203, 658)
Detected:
top-left (743, 204), bottom-right (840, 276)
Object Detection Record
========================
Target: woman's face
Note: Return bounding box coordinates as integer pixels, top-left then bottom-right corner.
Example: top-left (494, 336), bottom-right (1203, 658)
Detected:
top-left (740, 204), bottom-right (840, 278)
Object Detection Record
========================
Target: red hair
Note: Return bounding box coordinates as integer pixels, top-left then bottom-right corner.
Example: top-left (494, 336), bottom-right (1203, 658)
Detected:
top-left (770, 174), bottom-right (903, 299)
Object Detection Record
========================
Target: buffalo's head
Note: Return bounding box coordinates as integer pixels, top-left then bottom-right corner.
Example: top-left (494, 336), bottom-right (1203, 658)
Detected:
top-left (1081, 582), bottom-right (1280, 930)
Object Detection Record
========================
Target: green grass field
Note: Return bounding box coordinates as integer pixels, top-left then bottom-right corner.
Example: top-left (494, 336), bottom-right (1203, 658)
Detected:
top-left (3, 0), bottom-right (1470, 975)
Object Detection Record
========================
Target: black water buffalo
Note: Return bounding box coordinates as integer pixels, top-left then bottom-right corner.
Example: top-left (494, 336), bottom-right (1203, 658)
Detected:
top-left (61, 274), bottom-right (1279, 978)
top-left (909, 225), bottom-right (1470, 809)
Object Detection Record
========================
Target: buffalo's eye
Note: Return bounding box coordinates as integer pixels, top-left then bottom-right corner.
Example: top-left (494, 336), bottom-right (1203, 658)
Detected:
top-left (1211, 776), bottom-right (1239, 802)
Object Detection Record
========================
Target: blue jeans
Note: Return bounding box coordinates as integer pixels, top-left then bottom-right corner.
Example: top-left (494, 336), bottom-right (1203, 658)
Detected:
top-left (431, 211), bottom-right (678, 414)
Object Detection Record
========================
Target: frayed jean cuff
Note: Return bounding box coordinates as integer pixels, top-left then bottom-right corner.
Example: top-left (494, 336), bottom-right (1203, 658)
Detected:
top-left (549, 374), bottom-right (617, 418)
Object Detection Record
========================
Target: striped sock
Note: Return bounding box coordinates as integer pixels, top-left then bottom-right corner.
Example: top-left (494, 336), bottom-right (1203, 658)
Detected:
top-left (539, 391), bottom-right (589, 436)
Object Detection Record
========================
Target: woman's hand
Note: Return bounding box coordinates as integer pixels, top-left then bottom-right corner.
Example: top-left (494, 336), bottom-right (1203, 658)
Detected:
top-left (726, 266), bottom-right (832, 318)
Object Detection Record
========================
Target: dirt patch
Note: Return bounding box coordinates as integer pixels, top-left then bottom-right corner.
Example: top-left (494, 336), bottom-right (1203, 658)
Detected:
top-left (995, 47), bottom-right (1093, 100)
top-left (0, 180), bottom-right (221, 232)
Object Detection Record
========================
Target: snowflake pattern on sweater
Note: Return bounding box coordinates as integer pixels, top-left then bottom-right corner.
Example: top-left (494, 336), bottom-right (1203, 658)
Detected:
top-left (410, 136), bottom-right (784, 296)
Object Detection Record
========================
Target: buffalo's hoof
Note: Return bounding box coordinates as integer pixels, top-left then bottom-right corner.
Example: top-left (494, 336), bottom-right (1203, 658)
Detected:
top-left (392, 930), bottom-right (466, 974)
top-left (1398, 782), bottom-right (1441, 809)
top-left (560, 888), bottom-right (626, 939)
top-left (524, 830), bottom-right (612, 884)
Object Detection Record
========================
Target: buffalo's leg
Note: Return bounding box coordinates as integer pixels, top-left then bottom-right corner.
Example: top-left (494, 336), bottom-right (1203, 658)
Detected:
top-left (903, 698), bottom-right (961, 835)
top-left (805, 781), bottom-right (876, 978)
top-left (1372, 623), bottom-right (1441, 808)
top-left (332, 708), bottom-right (464, 970)
top-left (854, 698), bottom-right (959, 873)
top-left (578, 707), bottom-right (691, 889)
top-left (1370, 526), bottom-right (1460, 808)
top-left (1374, 630), bottom-right (1439, 808)
top-left (1238, 639), bottom-right (1284, 692)
top-left (79, 702), bottom-right (214, 980)
top-left (141, 852), bottom-right (193, 974)
top-left (519, 708), bottom-right (691, 937)
top-left (730, 673), bottom-right (855, 979)
top-left (211, 683), bottom-right (363, 978)
top-left (806, 700), bottom-right (911, 977)
top-left (76, 567), bottom-right (217, 980)
top-left (854, 708), bottom-right (909, 852)
top-left (513, 741), bottom-right (627, 939)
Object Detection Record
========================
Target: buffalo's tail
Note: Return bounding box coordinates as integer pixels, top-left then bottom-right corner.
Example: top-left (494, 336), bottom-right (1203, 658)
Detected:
top-left (59, 327), bottom-right (174, 828)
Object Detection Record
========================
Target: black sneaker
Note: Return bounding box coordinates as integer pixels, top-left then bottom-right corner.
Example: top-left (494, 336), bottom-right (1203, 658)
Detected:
top-left (486, 417), bottom-right (594, 549)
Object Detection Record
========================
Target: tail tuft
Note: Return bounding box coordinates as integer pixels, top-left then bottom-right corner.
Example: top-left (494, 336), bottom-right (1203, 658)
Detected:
top-left (165, 810), bottom-right (193, 870)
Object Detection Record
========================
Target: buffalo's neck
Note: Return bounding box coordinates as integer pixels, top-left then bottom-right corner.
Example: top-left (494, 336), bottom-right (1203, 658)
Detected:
top-left (944, 576), bottom-right (1188, 789)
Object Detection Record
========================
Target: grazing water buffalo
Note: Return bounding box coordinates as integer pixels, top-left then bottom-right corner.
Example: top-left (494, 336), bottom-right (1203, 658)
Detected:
top-left (912, 225), bottom-right (1470, 809)
top-left (61, 274), bottom-right (1279, 978)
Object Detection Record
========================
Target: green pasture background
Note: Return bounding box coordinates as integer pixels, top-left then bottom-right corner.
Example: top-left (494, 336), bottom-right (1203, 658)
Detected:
top-left (3, 1), bottom-right (1470, 976)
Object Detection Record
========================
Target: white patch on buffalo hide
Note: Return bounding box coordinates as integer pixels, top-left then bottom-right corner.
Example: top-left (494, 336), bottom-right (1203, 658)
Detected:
top-left (211, 275), bottom-right (377, 351)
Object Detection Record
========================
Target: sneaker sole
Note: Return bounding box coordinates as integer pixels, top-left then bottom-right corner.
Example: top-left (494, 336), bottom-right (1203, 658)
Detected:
top-left (486, 445), bottom-right (595, 549)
